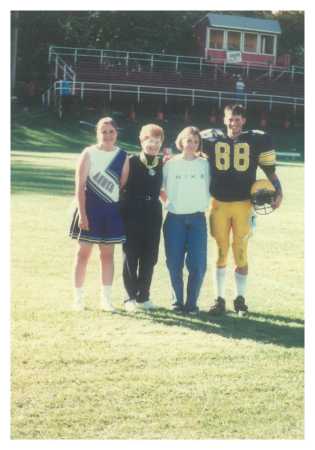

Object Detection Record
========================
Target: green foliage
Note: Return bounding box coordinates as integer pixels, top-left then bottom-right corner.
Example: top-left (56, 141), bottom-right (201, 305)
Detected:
top-left (274, 11), bottom-right (304, 64)
top-left (14, 10), bottom-right (304, 83)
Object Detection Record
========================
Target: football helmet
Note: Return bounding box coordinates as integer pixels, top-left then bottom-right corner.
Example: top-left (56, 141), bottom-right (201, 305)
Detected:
top-left (250, 179), bottom-right (276, 215)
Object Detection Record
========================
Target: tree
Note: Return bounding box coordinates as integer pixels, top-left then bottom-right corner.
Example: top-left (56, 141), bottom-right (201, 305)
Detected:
top-left (273, 11), bottom-right (304, 65)
top-left (14, 10), bottom-right (304, 86)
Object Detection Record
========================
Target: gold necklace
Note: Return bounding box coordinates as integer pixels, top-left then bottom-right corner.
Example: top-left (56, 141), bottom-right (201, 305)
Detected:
top-left (140, 152), bottom-right (159, 176)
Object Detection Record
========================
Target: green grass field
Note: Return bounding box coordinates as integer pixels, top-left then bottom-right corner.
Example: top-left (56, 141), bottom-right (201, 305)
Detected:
top-left (11, 111), bottom-right (304, 439)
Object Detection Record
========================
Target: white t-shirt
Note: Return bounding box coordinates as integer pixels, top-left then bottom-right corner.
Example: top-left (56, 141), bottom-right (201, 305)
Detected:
top-left (162, 155), bottom-right (211, 214)
top-left (236, 80), bottom-right (245, 91)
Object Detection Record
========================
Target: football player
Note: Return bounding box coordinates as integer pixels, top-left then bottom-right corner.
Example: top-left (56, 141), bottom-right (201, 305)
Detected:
top-left (201, 104), bottom-right (283, 316)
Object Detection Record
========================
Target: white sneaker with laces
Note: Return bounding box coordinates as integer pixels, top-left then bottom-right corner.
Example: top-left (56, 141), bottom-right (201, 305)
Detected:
top-left (137, 300), bottom-right (157, 311)
top-left (100, 297), bottom-right (116, 313)
top-left (124, 299), bottom-right (137, 312)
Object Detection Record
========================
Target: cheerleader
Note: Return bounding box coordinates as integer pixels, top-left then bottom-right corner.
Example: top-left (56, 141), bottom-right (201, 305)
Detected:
top-left (69, 117), bottom-right (129, 311)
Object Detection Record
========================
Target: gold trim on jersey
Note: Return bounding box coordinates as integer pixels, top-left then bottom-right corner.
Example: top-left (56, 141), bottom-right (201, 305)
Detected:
top-left (259, 150), bottom-right (276, 166)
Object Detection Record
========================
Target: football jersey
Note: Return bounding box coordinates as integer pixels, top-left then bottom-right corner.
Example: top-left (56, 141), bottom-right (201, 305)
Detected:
top-left (201, 128), bottom-right (276, 201)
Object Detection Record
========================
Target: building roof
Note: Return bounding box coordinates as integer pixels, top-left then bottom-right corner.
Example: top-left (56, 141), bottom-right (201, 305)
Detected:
top-left (198, 13), bottom-right (281, 34)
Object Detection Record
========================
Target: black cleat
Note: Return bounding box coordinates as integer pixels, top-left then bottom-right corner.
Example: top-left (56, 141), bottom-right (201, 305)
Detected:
top-left (208, 297), bottom-right (226, 316)
top-left (233, 295), bottom-right (249, 315)
top-left (171, 303), bottom-right (184, 313)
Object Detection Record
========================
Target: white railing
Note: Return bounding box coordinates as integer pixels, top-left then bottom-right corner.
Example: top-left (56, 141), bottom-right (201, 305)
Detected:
top-left (49, 45), bottom-right (304, 78)
top-left (41, 85), bottom-right (54, 107)
top-left (53, 54), bottom-right (77, 82)
top-left (52, 80), bottom-right (304, 111)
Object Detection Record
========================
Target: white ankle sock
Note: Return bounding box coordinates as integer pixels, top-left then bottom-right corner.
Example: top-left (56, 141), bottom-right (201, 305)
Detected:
top-left (235, 272), bottom-right (247, 297)
top-left (101, 285), bottom-right (112, 302)
top-left (216, 267), bottom-right (226, 298)
top-left (74, 287), bottom-right (84, 303)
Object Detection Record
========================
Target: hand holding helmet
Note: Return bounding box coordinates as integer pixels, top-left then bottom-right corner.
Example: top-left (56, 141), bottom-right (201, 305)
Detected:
top-left (250, 179), bottom-right (277, 215)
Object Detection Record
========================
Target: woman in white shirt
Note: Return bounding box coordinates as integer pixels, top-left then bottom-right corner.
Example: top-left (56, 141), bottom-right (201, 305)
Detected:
top-left (162, 126), bottom-right (210, 314)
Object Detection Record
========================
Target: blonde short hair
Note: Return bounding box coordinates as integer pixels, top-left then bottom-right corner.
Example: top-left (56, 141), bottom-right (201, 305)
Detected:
top-left (96, 117), bottom-right (118, 144)
top-left (139, 124), bottom-right (164, 142)
top-left (175, 126), bottom-right (201, 151)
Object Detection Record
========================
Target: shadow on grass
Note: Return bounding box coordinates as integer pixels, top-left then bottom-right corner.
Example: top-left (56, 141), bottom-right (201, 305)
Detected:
top-left (247, 311), bottom-right (304, 326)
top-left (12, 125), bottom-right (92, 154)
top-left (117, 308), bottom-right (304, 349)
top-left (11, 110), bottom-right (138, 154)
top-left (11, 162), bottom-right (75, 196)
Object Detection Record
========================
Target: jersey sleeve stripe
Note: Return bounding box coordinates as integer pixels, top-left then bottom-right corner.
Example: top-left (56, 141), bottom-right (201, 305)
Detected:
top-left (258, 150), bottom-right (276, 166)
top-left (259, 150), bottom-right (275, 157)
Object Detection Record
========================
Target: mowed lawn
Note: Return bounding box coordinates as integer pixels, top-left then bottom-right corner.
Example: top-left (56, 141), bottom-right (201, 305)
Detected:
top-left (11, 130), bottom-right (304, 439)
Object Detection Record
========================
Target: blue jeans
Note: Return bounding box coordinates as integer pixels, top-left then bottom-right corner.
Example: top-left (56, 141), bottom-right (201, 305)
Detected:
top-left (235, 91), bottom-right (244, 102)
top-left (163, 212), bottom-right (207, 311)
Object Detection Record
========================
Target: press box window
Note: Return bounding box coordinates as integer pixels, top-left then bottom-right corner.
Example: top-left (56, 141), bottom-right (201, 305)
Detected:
top-left (209, 29), bottom-right (224, 49)
top-left (244, 33), bottom-right (258, 53)
top-left (227, 31), bottom-right (241, 51)
top-left (260, 35), bottom-right (274, 55)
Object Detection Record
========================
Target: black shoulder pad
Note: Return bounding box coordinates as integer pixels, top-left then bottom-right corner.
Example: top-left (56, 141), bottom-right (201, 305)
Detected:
top-left (250, 129), bottom-right (266, 136)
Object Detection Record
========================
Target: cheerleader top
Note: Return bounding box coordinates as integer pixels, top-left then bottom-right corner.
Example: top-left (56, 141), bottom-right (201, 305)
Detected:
top-left (85, 145), bottom-right (127, 203)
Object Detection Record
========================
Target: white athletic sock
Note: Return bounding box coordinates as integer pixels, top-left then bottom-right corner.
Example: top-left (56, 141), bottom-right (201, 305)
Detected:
top-left (73, 287), bottom-right (84, 311)
top-left (216, 267), bottom-right (226, 298)
top-left (234, 272), bottom-right (247, 297)
top-left (101, 285), bottom-right (112, 302)
top-left (74, 287), bottom-right (84, 304)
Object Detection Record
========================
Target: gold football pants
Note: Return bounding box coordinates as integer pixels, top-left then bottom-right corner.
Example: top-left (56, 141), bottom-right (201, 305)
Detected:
top-left (209, 198), bottom-right (253, 268)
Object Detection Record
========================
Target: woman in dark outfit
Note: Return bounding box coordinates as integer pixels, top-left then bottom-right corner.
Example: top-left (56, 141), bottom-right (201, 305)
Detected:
top-left (121, 124), bottom-right (165, 312)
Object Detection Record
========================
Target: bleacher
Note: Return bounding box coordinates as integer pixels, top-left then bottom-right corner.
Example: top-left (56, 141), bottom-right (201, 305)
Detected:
top-left (45, 46), bottom-right (304, 116)
top-left (63, 57), bottom-right (304, 99)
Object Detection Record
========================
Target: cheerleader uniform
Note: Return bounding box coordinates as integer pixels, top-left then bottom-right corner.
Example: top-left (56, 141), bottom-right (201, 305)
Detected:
top-left (69, 145), bottom-right (127, 245)
top-left (120, 153), bottom-right (163, 303)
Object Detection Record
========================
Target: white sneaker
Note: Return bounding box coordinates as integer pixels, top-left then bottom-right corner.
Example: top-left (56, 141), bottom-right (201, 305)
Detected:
top-left (73, 299), bottom-right (85, 311)
top-left (124, 299), bottom-right (137, 312)
top-left (100, 297), bottom-right (116, 313)
top-left (137, 300), bottom-right (157, 311)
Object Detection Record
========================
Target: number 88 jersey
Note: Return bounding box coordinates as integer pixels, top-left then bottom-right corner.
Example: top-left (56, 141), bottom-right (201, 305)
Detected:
top-left (201, 128), bottom-right (276, 202)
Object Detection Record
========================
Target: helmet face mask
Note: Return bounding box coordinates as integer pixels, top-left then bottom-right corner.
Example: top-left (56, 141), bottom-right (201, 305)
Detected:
top-left (250, 180), bottom-right (276, 215)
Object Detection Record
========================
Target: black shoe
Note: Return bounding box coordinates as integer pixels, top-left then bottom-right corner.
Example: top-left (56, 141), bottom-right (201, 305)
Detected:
top-left (184, 306), bottom-right (199, 316)
top-left (233, 295), bottom-right (248, 315)
top-left (208, 297), bottom-right (226, 316)
top-left (171, 303), bottom-right (184, 313)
